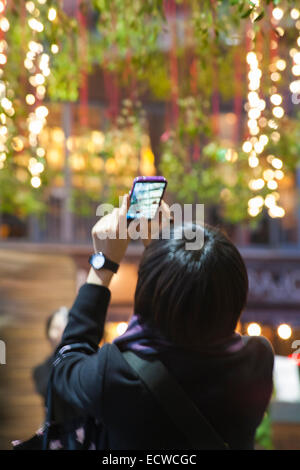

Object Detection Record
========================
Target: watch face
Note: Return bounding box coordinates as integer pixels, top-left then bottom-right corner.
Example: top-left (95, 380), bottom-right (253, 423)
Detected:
top-left (92, 253), bottom-right (105, 270)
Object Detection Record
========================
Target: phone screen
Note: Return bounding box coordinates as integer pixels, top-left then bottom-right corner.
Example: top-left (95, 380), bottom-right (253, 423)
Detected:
top-left (127, 181), bottom-right (166, 220)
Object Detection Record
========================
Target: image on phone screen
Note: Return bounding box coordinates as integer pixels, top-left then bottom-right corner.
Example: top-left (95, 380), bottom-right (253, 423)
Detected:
top-left (127, 182), bottom-right (166, 220)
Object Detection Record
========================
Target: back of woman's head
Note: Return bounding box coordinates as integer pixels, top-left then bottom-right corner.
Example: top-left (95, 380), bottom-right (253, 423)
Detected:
top-left (134, 224), bottom-right (248, 349)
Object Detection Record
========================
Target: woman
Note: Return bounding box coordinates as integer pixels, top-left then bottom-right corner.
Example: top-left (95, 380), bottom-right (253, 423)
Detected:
top-left (51, 195), bottom-right (274, 450)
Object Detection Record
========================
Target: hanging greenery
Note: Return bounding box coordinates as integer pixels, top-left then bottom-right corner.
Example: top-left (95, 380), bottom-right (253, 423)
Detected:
top-left (0, 0), bottom-right (299, 223)
top-left (68, 99), bottom-right (155, 215)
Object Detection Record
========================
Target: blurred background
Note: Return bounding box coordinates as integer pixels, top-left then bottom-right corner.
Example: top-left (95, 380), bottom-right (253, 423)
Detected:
top-left (0, 0), bottom-right (300, 450)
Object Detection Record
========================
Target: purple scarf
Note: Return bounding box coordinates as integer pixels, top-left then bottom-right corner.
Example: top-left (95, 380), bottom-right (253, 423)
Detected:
top-left (113, 314), bottom-right (244, 357)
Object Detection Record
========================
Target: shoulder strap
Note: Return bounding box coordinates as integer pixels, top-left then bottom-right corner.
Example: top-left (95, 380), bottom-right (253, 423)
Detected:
top-left (122, 350), bottom-right (229, 450)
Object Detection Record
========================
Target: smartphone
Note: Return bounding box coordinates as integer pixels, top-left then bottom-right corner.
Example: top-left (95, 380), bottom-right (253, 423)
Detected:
top-left (127, 176), bottom-right (168, 220)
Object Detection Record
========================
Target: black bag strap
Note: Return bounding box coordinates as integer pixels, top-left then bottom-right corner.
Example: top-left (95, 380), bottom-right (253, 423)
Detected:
top-left (122, 350), bottom-right (229, 450)
top-left (42, 368), bottom-right (54, 450)
top-left (42, 342), bottom-right (96, 450)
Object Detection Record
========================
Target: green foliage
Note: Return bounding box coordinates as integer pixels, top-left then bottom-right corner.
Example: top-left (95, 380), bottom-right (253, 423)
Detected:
top-left (1, 0), bottom-right (299, 219)
top-left (91, 0), bottom-right (165, 68)
top-left (0, 165), bottom-right (45, 216)
top-left (160, 96), bottom-right (254, 223)
top-left (47, 39), bottom-right (80, 102)
top-left (255, 410), bottom-right (274, 450)
top-left (269, 114), bottom-right (300, 173)
top-left (69, 99), bottom-right (149, 215)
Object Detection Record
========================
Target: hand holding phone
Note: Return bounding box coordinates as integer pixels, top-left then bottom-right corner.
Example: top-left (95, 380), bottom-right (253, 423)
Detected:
top-left (127, 176), bottom-right (167, 221)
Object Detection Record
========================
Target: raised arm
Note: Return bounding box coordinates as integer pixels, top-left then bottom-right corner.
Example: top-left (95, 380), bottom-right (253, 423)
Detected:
top-left (52, 195), bottom-right (130, 418)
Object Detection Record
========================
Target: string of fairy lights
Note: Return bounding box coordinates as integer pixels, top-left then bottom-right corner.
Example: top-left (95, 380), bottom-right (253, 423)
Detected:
top-left (25, 0), bottom-right (58, 189)
top-left (113, 320), bottom-right (294, 341)
top-left (289, 8), bottom-right (300, 98)
top-left (240, 5), bottom-right (297, 343)
top-left (263, 6), bottom-right (286, 218)
top-left (0, 0), bottom-right (14, 171)
top-left (0, 1), bottom-right (299, 220)
top-left (247, 321), bottom-right (293, 340)
top-left (243, 5), bottom-right (287, 219)
top-left (243, 5), bottom-right (300, 221)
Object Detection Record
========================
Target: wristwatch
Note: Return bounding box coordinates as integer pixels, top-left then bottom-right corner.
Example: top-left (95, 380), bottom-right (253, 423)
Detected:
top-left (89, 252), bottom-right (119, 273)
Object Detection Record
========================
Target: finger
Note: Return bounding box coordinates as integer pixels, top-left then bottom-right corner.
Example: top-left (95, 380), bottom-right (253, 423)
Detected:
top-left (160, 200), bottom-right (172, 219)
top-left (111, 207), bottom-right (120, 230)
top-left (119, 194), bottom-right (129, 217)
top-left (139, 215), bottom-right (150, 233)
top-left (116, 195), bottom-right (129, 238)
top-left (127, 217), bottom-right (140, 240)
top-left (153, 199), bottom-right (170, 224)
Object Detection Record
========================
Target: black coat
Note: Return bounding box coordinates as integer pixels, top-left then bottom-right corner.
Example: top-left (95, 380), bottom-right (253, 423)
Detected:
top-left (33, 355), bottom-right (54, 403)
top-left (52, 283), bottom-right (274, 450)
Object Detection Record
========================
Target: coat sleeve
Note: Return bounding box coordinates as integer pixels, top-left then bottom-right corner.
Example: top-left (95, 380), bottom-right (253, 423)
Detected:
top-left (51, 283), bottom-right (111, 419)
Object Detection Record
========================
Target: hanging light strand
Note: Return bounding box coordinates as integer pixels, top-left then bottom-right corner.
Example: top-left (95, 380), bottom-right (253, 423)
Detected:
top-left (0, 0), bottom-right (13, 171)
top-left (263, 5), bottom-right (286, 219)
top-left (25, 0), bottom-right (56, 188)
top-left (243, 20), bottom-right (268, 218)
top-left (244, 5), bottom-right (286, 219)
top-left (289, 8), bottom-right (300, 98)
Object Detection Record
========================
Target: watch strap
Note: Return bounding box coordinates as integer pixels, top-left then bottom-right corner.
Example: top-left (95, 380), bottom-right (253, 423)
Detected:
top-left (103, 257), bottom-right (119, 273)
top-left (89, 252), bottom-right (119, 273)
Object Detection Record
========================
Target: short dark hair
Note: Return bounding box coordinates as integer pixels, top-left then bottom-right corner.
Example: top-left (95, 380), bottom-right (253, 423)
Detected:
top-left (134, 224), bottom-right (248, 349)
